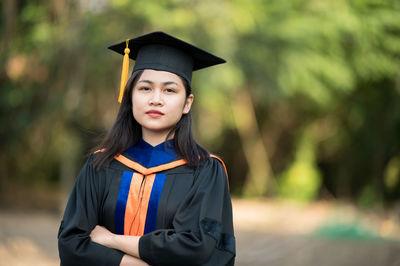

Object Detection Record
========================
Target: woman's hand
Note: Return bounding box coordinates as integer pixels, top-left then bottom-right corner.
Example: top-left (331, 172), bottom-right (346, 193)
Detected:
top-left (90, 225), bottom-right (143, 262)
top-left (90, 226), bottom-right (148, 266)
top-left (120, 255), bottom-right (149, 266)
top-left (90, 225), bottom-right (114, 248)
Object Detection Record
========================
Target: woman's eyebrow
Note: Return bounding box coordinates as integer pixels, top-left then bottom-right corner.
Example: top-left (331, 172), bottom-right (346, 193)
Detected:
top-left (138, 80), bottom-right (178, 86)
top-left (163, 81), bottom-right (178, 86)
top-left (138, 79), bottom-right (153, 84)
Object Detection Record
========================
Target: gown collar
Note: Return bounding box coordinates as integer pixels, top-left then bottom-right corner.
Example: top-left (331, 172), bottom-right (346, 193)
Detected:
top-left (125, 139), bottom-right (178, 168)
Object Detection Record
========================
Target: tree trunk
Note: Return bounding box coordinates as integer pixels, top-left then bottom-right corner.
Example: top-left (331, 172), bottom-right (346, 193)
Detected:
top-left (2, 0), bottom-right (18, 44)
top-left (231, 88), bottom-right (274, 197)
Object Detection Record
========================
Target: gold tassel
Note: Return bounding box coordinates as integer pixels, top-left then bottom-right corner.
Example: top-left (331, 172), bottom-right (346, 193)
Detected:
top-left (118, 39), bottom-right (130, 103)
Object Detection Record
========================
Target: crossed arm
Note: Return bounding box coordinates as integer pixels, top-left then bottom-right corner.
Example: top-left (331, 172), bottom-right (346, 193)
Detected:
top-left (90, 225), bottom-right (149, 266)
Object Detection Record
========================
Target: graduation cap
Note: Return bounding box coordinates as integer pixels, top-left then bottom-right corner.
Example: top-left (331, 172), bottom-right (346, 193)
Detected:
top-left (108, 31), bottom-right (226, 103)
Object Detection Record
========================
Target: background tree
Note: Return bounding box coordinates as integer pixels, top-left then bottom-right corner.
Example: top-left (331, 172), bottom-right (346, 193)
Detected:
top-left (0, 0), bottom-right (399, 209)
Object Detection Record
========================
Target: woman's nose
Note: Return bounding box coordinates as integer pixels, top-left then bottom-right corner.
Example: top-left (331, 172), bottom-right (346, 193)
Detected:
top-left (149, 90), bottom-right (163, 106)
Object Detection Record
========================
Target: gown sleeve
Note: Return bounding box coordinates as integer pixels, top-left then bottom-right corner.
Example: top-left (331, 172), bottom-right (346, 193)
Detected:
top-left (58, 154), bottom-right (124, 266)
top-left (139, 157), bottom-right (236, 266)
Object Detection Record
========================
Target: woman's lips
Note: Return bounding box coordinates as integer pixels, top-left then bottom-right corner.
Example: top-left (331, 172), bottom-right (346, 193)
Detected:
top-left (146, 110), bottom-right (164, 118)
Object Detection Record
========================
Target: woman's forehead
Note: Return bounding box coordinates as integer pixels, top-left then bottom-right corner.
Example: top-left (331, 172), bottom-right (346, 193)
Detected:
top-left (139, 69), bottom-right (183, 85)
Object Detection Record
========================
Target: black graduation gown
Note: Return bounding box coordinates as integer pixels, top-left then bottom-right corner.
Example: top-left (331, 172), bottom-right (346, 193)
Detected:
top-left (58, 149), bottom-right (235, 266)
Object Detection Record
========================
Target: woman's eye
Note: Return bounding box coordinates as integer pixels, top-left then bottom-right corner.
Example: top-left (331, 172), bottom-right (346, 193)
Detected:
top-left (139, 87), bottom-right (151, 91)
top-left (165, 88), bottom-right (176, 93)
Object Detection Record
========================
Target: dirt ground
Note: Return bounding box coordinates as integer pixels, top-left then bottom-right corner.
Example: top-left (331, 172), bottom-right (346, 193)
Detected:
top-left (1, 199), bottom-right (400, 266)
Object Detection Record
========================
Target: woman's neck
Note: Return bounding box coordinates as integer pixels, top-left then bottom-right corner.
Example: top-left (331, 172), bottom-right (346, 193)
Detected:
top-left (141, 130), bottom-right (174, 147)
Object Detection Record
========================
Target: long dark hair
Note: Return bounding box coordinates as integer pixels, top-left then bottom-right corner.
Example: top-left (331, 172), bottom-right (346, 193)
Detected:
top-left (93, 70), bottom-right (210, 169)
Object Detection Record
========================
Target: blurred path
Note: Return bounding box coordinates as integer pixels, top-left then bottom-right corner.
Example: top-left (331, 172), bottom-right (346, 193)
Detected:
top-left (235, 231), bottom-right (400, 266)
top-left (0, 211), bottom-right (59, 266)
top-left (1, 200), bottom-right (400, 265)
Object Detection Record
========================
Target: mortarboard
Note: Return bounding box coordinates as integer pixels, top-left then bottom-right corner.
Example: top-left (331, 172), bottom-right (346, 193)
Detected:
top-left (108, 31), bottom-right (226, 103)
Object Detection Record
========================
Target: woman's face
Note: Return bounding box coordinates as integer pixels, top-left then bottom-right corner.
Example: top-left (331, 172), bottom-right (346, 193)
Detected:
top-left (132, 69), bottom-right (193, 139)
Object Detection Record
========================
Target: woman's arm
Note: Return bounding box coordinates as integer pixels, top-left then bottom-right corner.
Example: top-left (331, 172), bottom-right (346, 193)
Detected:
top-left (138, 158), bottom-right (235, 266)
top-left (120, 255), bottom-right (149, 266)
top-left (91, 158), bottom-right (235, 266)
top-left (90, 225), bottom-right (146, 264)
top-left (58, 155), bottom-right (124, 266)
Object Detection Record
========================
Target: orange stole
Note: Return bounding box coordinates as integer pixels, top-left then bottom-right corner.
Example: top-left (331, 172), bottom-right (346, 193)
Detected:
top-left (124, 173), bottom-right (156, 236)
top-left (114, 154), bottom-right (187, 175)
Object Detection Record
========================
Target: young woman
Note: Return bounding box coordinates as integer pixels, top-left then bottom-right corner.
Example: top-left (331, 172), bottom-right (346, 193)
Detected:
top-left (57, 31), bottom-right (235, 266)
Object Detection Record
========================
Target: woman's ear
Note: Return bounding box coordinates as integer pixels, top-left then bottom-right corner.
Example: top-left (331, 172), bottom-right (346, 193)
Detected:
top-left (183, 94), bottom-right (194, 114)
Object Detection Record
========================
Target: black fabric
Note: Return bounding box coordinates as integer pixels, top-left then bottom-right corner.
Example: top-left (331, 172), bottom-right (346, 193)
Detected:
top-left (58, 154), bottom-right (235, 266)
top-left (139, 158), bottom-right (235, 266)
top-left (201, 218), bottom-right (235, 255)
top-left (58, 155), bottom-right (124, 266)
top-left (108, 31), bottom-right (226, 84)
top-left (133, 44), bottom-right (194, 84)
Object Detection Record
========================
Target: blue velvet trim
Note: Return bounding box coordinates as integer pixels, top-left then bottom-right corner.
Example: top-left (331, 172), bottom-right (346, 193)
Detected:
top-left (115, 171), bottom-right (133, 235)
top-left (126, 139), bottom-right (177, 168)
top-left (144, 173), bottom-right (167, 234)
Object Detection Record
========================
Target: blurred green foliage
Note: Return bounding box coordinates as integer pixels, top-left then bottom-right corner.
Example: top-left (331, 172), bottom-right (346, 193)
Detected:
top-left (1, 0), bottom-right (400, 208)
top-left (313, 220), bottom-right (380, 240)
top-left (278, 130), bottom-right (322, 202)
